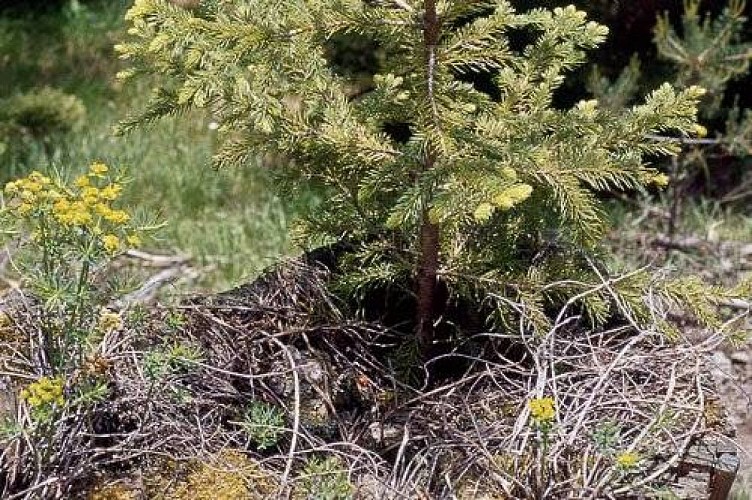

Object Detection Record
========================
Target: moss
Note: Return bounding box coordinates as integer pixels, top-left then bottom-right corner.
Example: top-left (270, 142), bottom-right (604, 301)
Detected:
top-left (87, 482), bottom-right (139, 500)
top-left (153, 450), bottom-right (278, 500)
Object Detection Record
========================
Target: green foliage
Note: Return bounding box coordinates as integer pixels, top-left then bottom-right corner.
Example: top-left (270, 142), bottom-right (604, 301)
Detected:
top-left (143, 341), bottom-right (203, 380)
top-left (0, 416), bottom-right (22, 442)
top-left (297, 455), bottom-right (353, 500)
top-left (240, 401), bottom-right (286, 451)
top-left (1, 87), bottom-right (85, 138)
top-left (117, 0), bottom-right (747, 341)
top-left (654, 0), bottom-right (751, 118)
top-left (592, 0), bottom-right (752, 238)
top-left (592, 420), bottom-right (622, 456)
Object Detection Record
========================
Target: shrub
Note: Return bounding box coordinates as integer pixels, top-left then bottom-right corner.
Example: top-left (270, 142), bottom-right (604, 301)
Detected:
top-left (0, 161), bottom-right (161, 496)
top-left (1, 163), bottom-right (149, 370)
top-left (116, 0), bottom-right (750, 353)
top-left (0, 87), bottom-right (86, 162)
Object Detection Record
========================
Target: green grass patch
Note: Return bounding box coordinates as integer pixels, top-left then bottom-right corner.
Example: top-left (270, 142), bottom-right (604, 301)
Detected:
top-left (0, 1), bottom-right (305, 291)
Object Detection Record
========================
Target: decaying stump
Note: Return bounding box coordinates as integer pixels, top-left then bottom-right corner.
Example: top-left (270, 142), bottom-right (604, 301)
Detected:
top-left (673, 423), bottom-right (740, 499)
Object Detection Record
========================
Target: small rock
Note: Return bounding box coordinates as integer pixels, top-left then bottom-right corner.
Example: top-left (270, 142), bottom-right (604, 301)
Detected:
top-left (368, 422), bottom-right (403, 446)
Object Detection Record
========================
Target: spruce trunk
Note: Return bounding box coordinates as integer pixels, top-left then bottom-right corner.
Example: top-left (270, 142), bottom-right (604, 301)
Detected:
top-left (416, 0), bottom-right (441, 351)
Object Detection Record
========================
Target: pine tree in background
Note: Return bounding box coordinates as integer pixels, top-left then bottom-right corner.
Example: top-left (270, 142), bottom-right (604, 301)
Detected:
top-left (590, 0), bottom-right (752, 236)
top-left (116, 0), bottom-right (747, 353)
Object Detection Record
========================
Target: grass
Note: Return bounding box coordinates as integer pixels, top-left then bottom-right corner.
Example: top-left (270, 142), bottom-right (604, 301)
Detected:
top-left (0, 0), bottom-right (306, 292)
top-left (605, 193), bottom-right (752, 287)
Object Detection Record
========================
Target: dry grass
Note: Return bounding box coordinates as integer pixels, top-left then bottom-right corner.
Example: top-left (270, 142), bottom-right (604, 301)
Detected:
top-left (0, 252), bottom-right (736, 499)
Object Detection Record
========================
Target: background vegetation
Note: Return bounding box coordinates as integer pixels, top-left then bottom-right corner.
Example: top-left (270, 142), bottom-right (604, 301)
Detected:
top-left (0, 0), bottom-right (316, 292)
top-left (1, 0), bottom-right (750, 294)
top-left (1, 0), bottom-right (752, 498)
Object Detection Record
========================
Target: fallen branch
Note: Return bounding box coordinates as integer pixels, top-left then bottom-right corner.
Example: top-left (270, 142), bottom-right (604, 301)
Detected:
top-left (122, 249), bottom-right (192, 268)
top-left (112, 265), bottom-right (199, 308)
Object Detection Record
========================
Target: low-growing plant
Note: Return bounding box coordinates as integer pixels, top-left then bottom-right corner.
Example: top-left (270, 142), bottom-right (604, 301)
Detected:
top-left (240, 401), bottom-right (286, 451)
top-left (297, 455), bottom-right (353, 500)
top-left (164, 309), bottom-right (187, 330)
top-left (143, 341), bottom-right (203, 381)
top-left (0, 161), bottom-right (163, 496)
top-left (0, 416), bottom-right (22, 442)
top-left (592, 420), bottom-right (622, 455)
top-left (19, 375), bottom-right (65, 425)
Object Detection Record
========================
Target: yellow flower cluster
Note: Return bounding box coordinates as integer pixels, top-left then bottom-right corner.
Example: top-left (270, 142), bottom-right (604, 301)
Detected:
top-left (615, 451), bottom-right (640, 469)
top-left (4, 163), bottom-right (142, 254)
top-left (98, 309), bottom-right (123, 332)
top-left (20, 376), bottom-right (65, 408)
top-left (529, 397), bottom-right (556, 424)
top-left (4, 171), bottom-right (54, 215)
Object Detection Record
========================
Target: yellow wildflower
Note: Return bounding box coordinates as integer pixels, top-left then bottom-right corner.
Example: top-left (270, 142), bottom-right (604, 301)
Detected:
top-left (694, 124), bottom-right (708, 138)
top-left (615, 451), bottom-right (640, 469)
top-left (126, 233), bottom-right (141, 247)
top-left (104, 209), bottom-right (130, 224)
top-left (98, 309), bottom-right (123, 332)
top-left (4, 181), bottom-right (18, 194)
top-left (75, 175), bottom-right (91, 188)
top-left (56, 212), bottom-right (74, 225)
top-left (53, 198), bottom-right (74, 224)
top-left (529, 397), bottom-right (556, 424)
top-left (43, 189), bottom-right (63, 201)
top-left (17, 202), bottom-right (34, 215)
top-left (53, 198), bottom-right (71, 212)
top-left (89, 162), bottom-right (109, 176)
top-left (19, 190), bottom-right (36, 202)
top-left (28, 171), bottom-right (50, 185)
top-left (20, 376), bottom-right (65, 409)
top-left (81, 186), bottom-right (99, 198)
top-left (25, 181), bottom-right (43, 193)
top-left (99, 183), bottom-right (122, 201)
top-left (81, 186), bottom-right (100, 205)
top-left (68, 202), bottom-right (93, 226)
top-left (102, 234), bottom-right (120, 253)
top-left (94, 202), bottom-right (111, 217)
